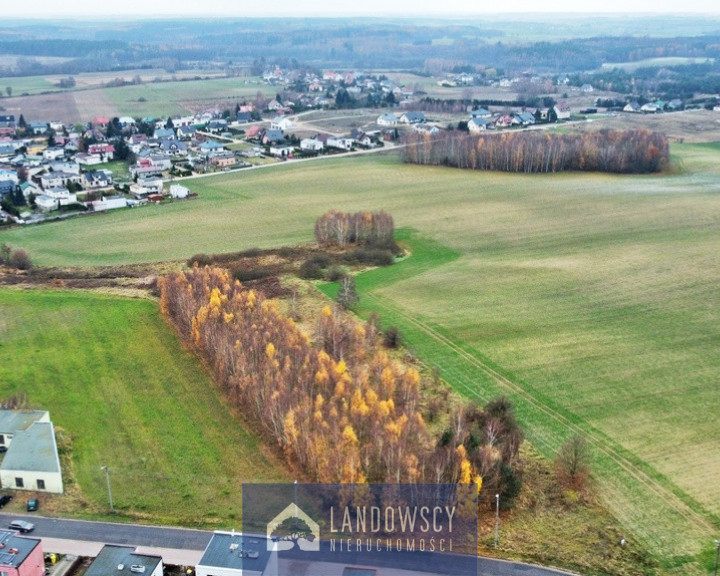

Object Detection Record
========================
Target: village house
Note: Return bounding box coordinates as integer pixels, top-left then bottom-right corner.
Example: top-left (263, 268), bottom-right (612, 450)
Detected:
top-left (88, 143), bottom-right (115, 160)
top-left (270, 116), bottom-right (293, 131)
top-left (399, 111), bottom-right (426, 124)
top-left (39, 171), bottom-right (81, 190)
top-left (325, 137), bottom-right (354, 151)
top-left (169, 184), bottom-right (191, 199)
top-left (82, 169), bottom-right (114, 189)
top-left (300, 138), bottom-right (324, 152)
top-left (553, 103), bottom-right (572, 120)
top-left (0, 115), bottom-right (16, 137)
top-left (0, 410), bottom-right (63, 494)
top-left (0, 529), bottom-right (45, 576)
top-left (468, 117), bottom-right (492, 133)
top-left (209, 152), bottom-right (236, 168)
top-left (34, 187), bottom-right (77, 211)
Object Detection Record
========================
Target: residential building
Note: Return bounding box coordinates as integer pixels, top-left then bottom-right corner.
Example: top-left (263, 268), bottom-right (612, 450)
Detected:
top-left (0, 529), bottom-right (44, 576)
top-left (196, 532), bottom-right (277, 576)
top-left (169, 184), bottom-right (190, 199)
top-left (0, 413), bottom-right (63, 493)
top-left (85, 545), bottom-right (163, 576)
top-left (300, 138), bottom-right (324, 152)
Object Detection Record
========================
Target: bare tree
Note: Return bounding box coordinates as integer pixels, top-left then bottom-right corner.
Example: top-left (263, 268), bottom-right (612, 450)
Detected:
top-left (555, 434), bottom-right (591, 491)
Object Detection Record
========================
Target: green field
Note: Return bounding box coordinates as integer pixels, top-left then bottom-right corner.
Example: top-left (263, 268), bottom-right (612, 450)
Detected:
top-left (0, 289), bottom-right (289, 526)
top-left (3, 144), bottom-right (720, 572)
top-left (102, 77), bottom-right (275, 118)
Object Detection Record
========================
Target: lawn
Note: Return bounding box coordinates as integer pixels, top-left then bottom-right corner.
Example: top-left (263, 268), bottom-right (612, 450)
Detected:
top-left (3, 144), bottom-right (720, 572)
top-left (0, 288), bottom-right (289, 526)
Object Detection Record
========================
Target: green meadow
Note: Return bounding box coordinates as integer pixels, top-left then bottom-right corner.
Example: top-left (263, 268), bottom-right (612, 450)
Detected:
top-left (3, 144), bottom-right (720, 571)
top-left (0, 289), bottom-right (289, 526)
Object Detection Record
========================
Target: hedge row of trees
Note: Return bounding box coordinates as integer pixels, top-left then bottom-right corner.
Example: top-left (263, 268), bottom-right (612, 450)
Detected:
top-left (159, 266), bottom-right (523, 501)
top-left (401, 129), bottom-right (669, 174)
top-left (314, 210), bottom-right (395, 249)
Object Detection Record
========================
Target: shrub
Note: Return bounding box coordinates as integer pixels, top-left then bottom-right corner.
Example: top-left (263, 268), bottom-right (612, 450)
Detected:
top-left (343, 248), bottom-right (394, 266)
top-left (383, 325), bottom-right (402, 348)
top-left (187, 254), bottom-right (213, 267)
top-left (299, 260), bottom-right (323, 279)
top-left (325, 265), bottom-right (347, 282)
top-left (232, 266), bottom-right (273, 282)
top-left (8, 249), bottom-right (32, 270)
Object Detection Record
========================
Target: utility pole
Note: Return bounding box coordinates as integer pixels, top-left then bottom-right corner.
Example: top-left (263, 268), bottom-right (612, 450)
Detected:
top-left (714, 539), bottom-right (720, 576)
top-left (494, 494), bottom-right (500, 548)
top-left (101, 465), bottom-right (114, 513)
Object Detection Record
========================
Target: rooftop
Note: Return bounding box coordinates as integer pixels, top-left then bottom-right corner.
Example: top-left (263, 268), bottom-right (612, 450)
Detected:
top-left (0, 529), bottom-right (41, 568)
top-left (197, 532), bottom-right (272, 574)
top-left (0, 410), bottom-right (49, 435)
top-left (85, 545), bottom-right (163, 576)
top-left (1, 421), bottom-right (61, 473)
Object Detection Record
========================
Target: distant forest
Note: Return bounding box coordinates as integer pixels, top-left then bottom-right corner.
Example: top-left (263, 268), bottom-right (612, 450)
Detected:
top-left (1, 18), bottom-right (720, 77)
top-left (401, 129), bottom-right (669, 174)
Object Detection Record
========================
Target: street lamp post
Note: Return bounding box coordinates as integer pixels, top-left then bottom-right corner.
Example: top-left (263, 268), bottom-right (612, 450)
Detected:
top-left (494, 494), bottom-right (500, 548)
top-left (713, 539), bottom-right (720, 576)
top-left (101, 465), bottom-right (114, 513)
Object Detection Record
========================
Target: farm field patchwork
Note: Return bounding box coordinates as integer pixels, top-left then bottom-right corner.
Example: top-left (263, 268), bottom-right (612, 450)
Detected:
top-left (0, 288), bottom-right (289, 526)
top-left (3, 144), bottom-right (720, 572)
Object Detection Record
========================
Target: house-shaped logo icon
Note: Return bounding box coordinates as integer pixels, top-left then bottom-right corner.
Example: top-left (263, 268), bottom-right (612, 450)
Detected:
top-left (266, 503), bottom-right (320, 552)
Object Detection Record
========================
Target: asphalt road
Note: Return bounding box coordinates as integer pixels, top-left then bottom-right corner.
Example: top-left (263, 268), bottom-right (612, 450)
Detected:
top-left (0, 514), bottom-right (580, 576)
top-left (0, 513), bottom-right (211, 550)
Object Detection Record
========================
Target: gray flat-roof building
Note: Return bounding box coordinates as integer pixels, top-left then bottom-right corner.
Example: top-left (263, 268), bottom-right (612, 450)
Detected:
top-left (196, 532), bottom-right (276, 576)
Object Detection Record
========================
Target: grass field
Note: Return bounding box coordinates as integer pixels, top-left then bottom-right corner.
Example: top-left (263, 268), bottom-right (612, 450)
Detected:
top-left (3, 144), bottom-right (720, 572)
top-left (2, 75), bottom-right (275, 124)
top-left (0, 289), bottom-right (289, 526)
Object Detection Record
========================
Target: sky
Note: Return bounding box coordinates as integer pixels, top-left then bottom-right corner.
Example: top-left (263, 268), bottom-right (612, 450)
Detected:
top-left (3, 0), bottom-right (720, 18)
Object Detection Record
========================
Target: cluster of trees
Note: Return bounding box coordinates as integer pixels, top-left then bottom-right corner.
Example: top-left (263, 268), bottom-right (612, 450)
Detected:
top-left (314, 210), bottom-right (396, 250)
top-left (402, 129), bottom-right (669, 174)
top-left (159, 266), bottom-right (523, 501)
top-left (0, 243), bottom-right (32, 270)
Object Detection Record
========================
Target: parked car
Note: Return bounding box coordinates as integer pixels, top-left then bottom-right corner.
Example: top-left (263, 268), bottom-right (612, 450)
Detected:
top-left (8, 520), bottom-right (34, 533)
top-left (27, 498), bottom-right (39, 512)
top-left (0, 494), bottom-right (12, 508)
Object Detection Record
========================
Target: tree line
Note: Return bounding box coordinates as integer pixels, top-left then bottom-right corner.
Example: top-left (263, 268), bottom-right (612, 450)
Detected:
top-left (159, 265), bottom-right (523, 502)
top-left (401, 129), bottom-right (669, 174)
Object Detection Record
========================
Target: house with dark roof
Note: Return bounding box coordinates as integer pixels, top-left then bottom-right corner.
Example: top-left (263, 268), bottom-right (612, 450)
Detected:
top-left (196, 532), bottom-right (277, 576)
top-left (0, 529), bottom-right (44, 576)
top-left (399, 111), bottom-right (426, 124)
top-left (0, 410), bottom-right (63, 494)
top-left (85, 545), bottom-right (163, 576)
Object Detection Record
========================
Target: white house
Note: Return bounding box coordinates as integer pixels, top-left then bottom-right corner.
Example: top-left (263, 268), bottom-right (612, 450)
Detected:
top-left (0, 414), bottom-right (63, 494)
top-left (270, 116), bottom-right (293, 131)
top-left (376, 113), bottom-right (398, 126)
top-left (326, 137), bottom-right (354, 151)
top-left (170, 184), bottom-right (190, 199)
top-left (196, 532), bottom-right (277, 576)
top-left (300, 138), bottom-right (324, 152)
top-left (88, 196), bottom-right (127, 212)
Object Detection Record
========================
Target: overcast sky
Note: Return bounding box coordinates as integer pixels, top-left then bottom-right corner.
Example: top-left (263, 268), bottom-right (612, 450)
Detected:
top-left (4, 0), bottom-right (720, 18)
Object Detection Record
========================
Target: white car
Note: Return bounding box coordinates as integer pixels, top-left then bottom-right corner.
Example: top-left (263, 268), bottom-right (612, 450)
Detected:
top-left (8, 520), bottom-right (34, 533)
